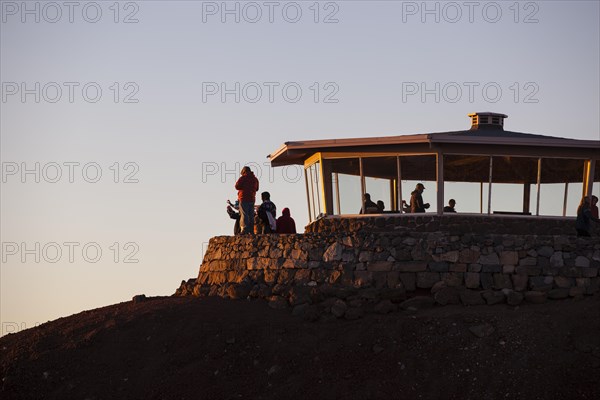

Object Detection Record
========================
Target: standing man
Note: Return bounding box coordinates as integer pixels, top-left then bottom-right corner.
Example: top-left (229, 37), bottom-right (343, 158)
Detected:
top-left (235, 166), bottom-right (259, 234)
top-left (257, 191), bottom-right (277, 234)
top-left (410, 183), bottom-right (430, 213)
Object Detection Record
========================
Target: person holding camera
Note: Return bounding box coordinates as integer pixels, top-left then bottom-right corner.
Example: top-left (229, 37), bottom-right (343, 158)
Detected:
top-left (410, 183), bottom-right (430, 213)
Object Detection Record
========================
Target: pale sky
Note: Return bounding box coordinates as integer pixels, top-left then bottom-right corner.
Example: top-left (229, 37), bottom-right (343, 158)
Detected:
top-left (1, 1), bottom-right (599, 335)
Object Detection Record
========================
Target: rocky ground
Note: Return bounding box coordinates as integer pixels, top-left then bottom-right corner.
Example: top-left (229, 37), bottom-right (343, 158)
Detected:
top-left (1, 294), bottom-right (599, 400)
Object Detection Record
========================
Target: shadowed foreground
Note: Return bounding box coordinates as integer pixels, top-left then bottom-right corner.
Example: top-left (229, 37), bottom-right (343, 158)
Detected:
top-left (1, 295), bottom-right (599, 400)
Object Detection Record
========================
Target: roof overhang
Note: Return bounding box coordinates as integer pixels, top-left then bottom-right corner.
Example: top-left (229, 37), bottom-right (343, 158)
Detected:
top-left (269, 131), bottom-right (600, 167)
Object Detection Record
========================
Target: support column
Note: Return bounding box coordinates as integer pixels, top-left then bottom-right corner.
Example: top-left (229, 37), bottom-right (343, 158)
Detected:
top-left (535, 158), bottom-right (542, 216)
top-left (583, 159), bottom-right (596, 197)
top-left (304, 168), bottom-right (312, 222)
top-left (397, 156), bottom-right (404, 213)
top-left (436, 152), bottom-right (444, 215)
top-left (487, 156), bottom-right (493, 214)
top-left (321, 159), bottom-right (333, 215)
top-left (334, 173), bottom-right (341, 214)
top-left (523, 183), bottom-right (531, 214)
top-left (563, 182), bottom-right (569, 217)
top-left (359, 157), bottom-right (366, 213)
top-left (390, 179), bottom-right (396, 212)
top-left (480, 182), bottom-right (483, 213)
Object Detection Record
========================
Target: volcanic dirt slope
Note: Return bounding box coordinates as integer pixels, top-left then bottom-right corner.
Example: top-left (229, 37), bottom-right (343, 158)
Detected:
top-left (1, 295), bottom-right (599, 400)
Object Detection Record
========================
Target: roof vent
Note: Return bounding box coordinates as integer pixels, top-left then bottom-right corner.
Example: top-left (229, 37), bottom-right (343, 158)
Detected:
top-left (468, 112), bottom-right (508, 130)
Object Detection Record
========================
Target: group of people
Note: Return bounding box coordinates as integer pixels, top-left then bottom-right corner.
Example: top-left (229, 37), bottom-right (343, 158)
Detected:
top-left (227, 166), bottom-right (297, 235)
top-left (362, 183), bottom-right (457, 214)
top-left (227, 170), bottom-right (599, 237)
top-left (406, 183), bottom-right (457, 213)
top-left (359, 193), bottom-right (386, 214)
top-left (407, 183), bottom-right (599, 238)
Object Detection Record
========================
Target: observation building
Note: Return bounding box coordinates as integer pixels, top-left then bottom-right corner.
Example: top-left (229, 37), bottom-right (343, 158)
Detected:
top-left (268, 112), bottom-right (600, 224)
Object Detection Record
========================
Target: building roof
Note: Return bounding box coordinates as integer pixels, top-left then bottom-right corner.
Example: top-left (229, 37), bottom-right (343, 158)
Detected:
top-left (269, 128), bottom-right (600, 167)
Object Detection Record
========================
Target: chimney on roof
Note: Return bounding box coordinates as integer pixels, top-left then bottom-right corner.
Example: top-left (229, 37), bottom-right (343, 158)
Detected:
top-left (468, 112), bottom-right (508, 130)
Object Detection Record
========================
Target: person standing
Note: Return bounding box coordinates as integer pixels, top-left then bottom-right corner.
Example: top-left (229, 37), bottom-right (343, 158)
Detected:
top-left (235, 166), bottom-right (259, 235)
top-left (410, 183), bottom-right (430, 213)
top-left (257, 191), bottom-right (277, 234)
top-left (575, 196), bottom-right (600, 237)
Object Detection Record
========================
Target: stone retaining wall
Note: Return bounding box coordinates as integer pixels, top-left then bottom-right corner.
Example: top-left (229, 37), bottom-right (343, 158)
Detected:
top-left (176, 223), bottom-right (600, 319)
top-left (305, 214), bottom-right (588, 236)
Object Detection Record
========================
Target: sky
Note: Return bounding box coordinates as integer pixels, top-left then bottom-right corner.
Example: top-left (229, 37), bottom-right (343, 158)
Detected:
top-left (1, 0), bottom-right (599, 335)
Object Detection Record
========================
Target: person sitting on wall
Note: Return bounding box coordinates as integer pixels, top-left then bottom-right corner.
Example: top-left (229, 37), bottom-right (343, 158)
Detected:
top-left (576, 195), bottom-right (600, 237)
top-left (359, 193), bottom-right (378, 214)
top-left (276, 207), bottom-right (297, 234)
top-left (257, 191), bottom-right (277, 234)
top-left (443, 199), bottom-right (457, 213)
top-left (410, 183), bottom-right (430, 213)
top-left (377, 200), bottom-right (385, 213)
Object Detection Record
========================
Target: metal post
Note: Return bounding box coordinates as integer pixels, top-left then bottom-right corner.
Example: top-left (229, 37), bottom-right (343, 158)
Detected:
top-left (334, 172), bottom-right (341, 214)
top-left (535, 158), bottom-right (542, 216)
top-left (480, 182), bottom-right (483, 213)
top-left (316, 163), bottom-right (322, 216)
top-left (308, 165), bottom-right (316, 220)
top-left (389, 179), bottom-right (396, 212)
top-left (359, 157), bottom-right (366, 213)
top-left (397, 156), bottom-right (403, 213)
top-left (563, 182), bottom-right (569, 217)
top-left (583, 159), bottom-right (596, 197)
top-left (436, 152), bottom-right (444, 215)
top-left (523, 183), bottom-right (531, 214)
top-left (304, 168), bottom-right (312, 222)
top-left (487, 156), bottom-right (493, 214)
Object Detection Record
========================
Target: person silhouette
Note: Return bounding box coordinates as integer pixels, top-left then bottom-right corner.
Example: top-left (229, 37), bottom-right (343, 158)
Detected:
top-left (443, 199), bottom-right (457, 213)
top-left (576, 196), bottom-right (600, 237)
top-left (360, 193), bottom-right (378, 214)
top-left (410, 183), bottom-right (430, 213)
top-left (235, 166), bottom-right (259, 234)
top-left (276, 207), bottom-right (297, 234)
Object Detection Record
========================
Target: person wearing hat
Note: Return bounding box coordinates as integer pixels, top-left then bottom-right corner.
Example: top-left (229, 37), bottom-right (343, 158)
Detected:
top-left (410, 183), bottom-right (430, 213)
top-left (443, 199), bottom-right (457, 213)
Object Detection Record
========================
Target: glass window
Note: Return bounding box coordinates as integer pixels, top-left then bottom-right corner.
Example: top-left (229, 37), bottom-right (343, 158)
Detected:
top-left (399, 155), bottom-right (436, 213)
top-left (329, 158), bottom-right (361, 215)
top-left (444, 155), bottom-right (490, 214)
top-left (363, 157), bottom-right (396, 214)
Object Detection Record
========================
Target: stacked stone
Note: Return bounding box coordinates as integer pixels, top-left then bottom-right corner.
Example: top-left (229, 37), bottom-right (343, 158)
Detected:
top-left (174, 228), bottom-right (600, 319)
top-left (305, 214), bottom-right (587, 236)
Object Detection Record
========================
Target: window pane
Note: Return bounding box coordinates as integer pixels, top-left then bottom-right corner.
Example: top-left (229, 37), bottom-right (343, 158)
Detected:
top-left (328, 158), bottom-right (361, 215)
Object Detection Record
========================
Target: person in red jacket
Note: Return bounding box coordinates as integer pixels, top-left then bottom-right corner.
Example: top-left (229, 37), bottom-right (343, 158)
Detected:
top-left (235, 166), bottom-right (259, 234)
top-left (276, 208), bottom-right (297, 234)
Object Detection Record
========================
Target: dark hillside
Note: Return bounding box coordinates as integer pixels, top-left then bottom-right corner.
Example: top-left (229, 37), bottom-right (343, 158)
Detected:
top-left (1, 295), bottom-right (599, 400)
